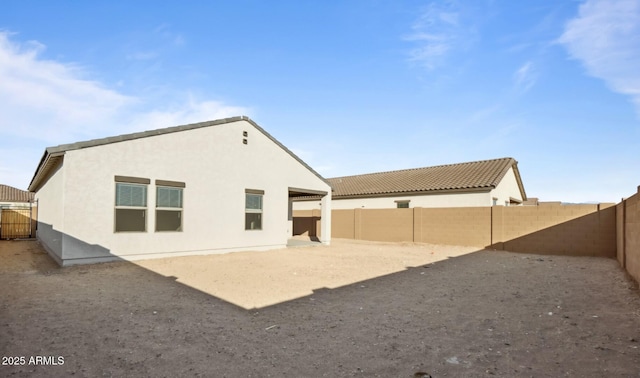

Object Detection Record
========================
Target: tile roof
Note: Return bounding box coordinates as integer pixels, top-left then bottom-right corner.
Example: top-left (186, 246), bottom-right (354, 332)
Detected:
top-left (328, 157), bottom-right (523, 198)
top-left (0, 184), bottom-right (34, 203)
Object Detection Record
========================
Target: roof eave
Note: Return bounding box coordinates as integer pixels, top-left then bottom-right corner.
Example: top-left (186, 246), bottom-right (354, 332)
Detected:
top-left (242, 117), bottom-right (332, 188)
top-left (28, 150), bottom-right (65, 192)
top-left (27, 115), bottom-right (332, 192)
top-left (511, 161), bottom-right (527, 201)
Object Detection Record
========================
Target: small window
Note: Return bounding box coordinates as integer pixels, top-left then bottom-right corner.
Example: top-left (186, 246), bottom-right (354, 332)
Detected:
top-left (396, 201), bottom-right (410, 209)
top-left (115, 183), bottom-right (147, 232)
top-left (245, 191), bottom-right (263, 230)
top-left (156, 186), bottom-right (183, 232)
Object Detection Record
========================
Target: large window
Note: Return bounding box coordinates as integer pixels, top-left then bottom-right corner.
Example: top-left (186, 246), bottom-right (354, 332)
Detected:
top-left (245, 189), bottom-right (263, 230)
top-left (156, 182), bottom-right (184, 232)
top-left (114, 177), bottom-right (149, 232)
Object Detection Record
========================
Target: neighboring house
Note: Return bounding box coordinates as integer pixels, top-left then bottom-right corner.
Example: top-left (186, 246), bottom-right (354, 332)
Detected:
top-left (294, 157), bottom-right (526, 210)
top-left (0, 185), bottom-right (36, 239)
top-left (0, 184), bottom-right (34, 208)
top-left (28, 116), bottom-right (332, 266)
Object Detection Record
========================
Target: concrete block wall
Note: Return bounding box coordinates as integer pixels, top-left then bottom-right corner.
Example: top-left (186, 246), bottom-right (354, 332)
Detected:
top-left (492, 203), bottom-right (616, 257)
top-left (416, 207), bottom-right (491, 247)
top-left (331, 210), bottom-right (355, 239)
top-left (617, 202), bottom-right (625, 266)
top-left (292, 209), bottom-right (321, 237)
top-left (294, 184), bottom-right (640, 286)
top-left (358, 208), bottom-right (414, 242)
top-left (295, 203), bottom-right (617, 257)
top-left (618, 187), bottom-right (640, 283)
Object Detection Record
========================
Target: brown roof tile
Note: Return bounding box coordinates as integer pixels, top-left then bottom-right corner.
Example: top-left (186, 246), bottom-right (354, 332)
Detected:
top-left (329, 157), bottom-right (521, 198)
top-left (0, 185), bottom-right (34, 203)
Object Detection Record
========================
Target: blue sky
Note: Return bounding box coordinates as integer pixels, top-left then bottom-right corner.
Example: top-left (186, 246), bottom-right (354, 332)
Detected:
top-left (1, 0), bottom-right (638, 203)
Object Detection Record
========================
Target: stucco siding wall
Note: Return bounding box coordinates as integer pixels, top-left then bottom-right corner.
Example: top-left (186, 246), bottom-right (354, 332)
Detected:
top-left (489, 167), bottom-right (524, 205)
top-left (56, 119), bottom-right (329, 261)
top-left (34, 163), bottom-right (65, 261)
top-left (294, 191), bottom-right (491, 210)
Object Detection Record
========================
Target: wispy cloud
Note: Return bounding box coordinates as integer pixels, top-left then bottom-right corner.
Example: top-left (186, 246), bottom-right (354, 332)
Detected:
top-left (513, 61), bottom-right (537, 94)
top-left (128, 97), bottom-right (247, 132)
top-left (0, 32), bottom-right (135, 142)
top-left (154, 23), bottom-right (186, 47)
top-left (0, 32), bottom-right (248, 189)
top-left (126, 51), bottom-right (159, 61)
top-left (403, 1), bottom-right (472, 70)
top-left (558, 0), bottom-right (640, 117)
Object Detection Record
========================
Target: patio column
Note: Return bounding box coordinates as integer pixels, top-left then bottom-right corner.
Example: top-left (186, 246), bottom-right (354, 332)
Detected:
top-left (320, 192), bottom-right (332, 245)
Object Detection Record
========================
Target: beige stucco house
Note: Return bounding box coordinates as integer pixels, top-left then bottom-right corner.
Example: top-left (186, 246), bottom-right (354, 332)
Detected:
top-left (28, 116), bottom-right (331, 266)
top-left (293, 157), bottom-right (526, 210)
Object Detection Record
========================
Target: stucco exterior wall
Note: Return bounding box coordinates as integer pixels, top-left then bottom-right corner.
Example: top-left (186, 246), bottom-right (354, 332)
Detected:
top-left (33, 164), bottom-right (65, 263)
top-left (489, 167), bottom-right (524, 205)
top-left (35, 119), bottom-right (330, 265)
top-left (294, 190), bottom-right (492, 210)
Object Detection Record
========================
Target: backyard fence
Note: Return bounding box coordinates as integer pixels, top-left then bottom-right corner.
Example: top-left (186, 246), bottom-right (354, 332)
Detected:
top-left (295, 186), bottom-right (640, 285)
top-left (617, 186), bottom-right (640, 284)
top-left (294, 203), bottom-right (617, 258)
top-left (0, 206), bottom-right (37, 239)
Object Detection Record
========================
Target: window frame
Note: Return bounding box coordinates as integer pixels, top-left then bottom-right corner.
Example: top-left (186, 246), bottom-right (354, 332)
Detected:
top-left (395, 200), bottom-right (410, 209)
top-left (155, 181), bottom-right (185, 232)
top-left (114, 177), bottom-right (150, 233)
top-left (245, 189), bottom-right (264, 230)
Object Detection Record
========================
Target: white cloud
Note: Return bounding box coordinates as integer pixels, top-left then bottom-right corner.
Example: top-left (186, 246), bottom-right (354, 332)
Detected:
top-left (403, 1), bottom-right (473, 70)
top-left (404, 4), bottom-right (457, 69)
top-left (513, 61), bottom-right (537, 94)
top-left (127, 97), bottom-right (248, 132)
top-left (0, 32), bottom-right (135, 142)
top-left (0, 32), bottom-right (248, 189)
top-left (558, 0), bottom-right (640, 116)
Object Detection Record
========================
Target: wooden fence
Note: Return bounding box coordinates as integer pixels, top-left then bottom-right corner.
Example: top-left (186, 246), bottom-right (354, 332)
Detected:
top-left (1, 207), bottom-right (37, 239)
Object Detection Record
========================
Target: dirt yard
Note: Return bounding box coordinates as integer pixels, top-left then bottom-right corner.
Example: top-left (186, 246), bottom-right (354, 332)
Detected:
top-left (1, 239), bottom-right (639, 377)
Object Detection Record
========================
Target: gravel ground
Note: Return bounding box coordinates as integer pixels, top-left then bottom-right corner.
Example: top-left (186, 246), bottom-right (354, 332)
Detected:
top-left (1, 239), bottom-right (639, 377)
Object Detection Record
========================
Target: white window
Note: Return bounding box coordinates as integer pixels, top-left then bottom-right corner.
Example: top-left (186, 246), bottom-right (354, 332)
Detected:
top-left (156, 185), bottom-right (184, 232)
top-left (115, 180), bottom-right (148, 232)
top-left (245, 190), bottom-right (263, 230)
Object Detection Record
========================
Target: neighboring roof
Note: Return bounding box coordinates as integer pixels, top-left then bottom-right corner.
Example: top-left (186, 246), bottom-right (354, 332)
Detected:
top-left (326, 157), bottom-right (527, 199)
top-left (0, 184), bottom-right (34, 203)
top-left (29, 116), bottom-right (330, 191)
